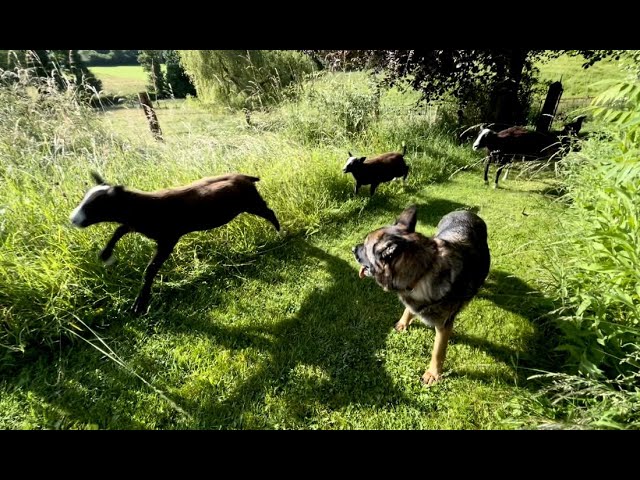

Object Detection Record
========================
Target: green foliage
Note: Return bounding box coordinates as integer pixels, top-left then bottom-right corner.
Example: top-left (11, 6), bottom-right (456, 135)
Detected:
top-left (1, 50), bottom-right (102, 96)
top-left (277, 72), bottom-right (381, 144)
top-left (534, 78), bottom-right (640, 428)
top-left (164, 50), bottom-right (196, 99)
top-left (79, 50), bottom-right (139, 66)
top-left (178, 50), bottom-right (316, 109)
top-left (138, 50), bottom-right (168, 100)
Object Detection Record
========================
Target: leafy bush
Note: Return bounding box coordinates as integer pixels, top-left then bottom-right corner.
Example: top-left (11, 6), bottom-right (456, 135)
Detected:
top-left (535, 79), bottom-right (640, 428)
top-left (178, 50), bottom-right (316, 109)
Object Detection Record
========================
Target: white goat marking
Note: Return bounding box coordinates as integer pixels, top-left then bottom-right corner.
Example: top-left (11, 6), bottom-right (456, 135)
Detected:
top-left (472, 128), bottom-right (492, 150)
top-left (343, 156), bottom-right (358, 171)
top-left (69, 185), bottom-right (110, 226)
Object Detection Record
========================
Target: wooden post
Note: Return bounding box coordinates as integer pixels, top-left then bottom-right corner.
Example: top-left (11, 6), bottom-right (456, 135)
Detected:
top-left (138, 91), bottom-right (164, 141)
top-left (536, 81), bottom-right (563, 134)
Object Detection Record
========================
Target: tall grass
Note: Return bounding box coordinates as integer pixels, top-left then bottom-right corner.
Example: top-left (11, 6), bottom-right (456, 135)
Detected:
top-left (526, 80), bottom-right (640, 429)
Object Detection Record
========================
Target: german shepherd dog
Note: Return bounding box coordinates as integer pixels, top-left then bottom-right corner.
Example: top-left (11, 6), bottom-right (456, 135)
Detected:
top-left (352, 206), bottom-right (490, 385)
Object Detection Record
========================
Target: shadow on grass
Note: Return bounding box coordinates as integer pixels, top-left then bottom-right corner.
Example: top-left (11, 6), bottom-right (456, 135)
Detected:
top-left (2, 237), bottom-right (420, 428)
top-left (164, 241), bottom-right (416, 427)
top-left (455, 269), bottom-right (562, 386)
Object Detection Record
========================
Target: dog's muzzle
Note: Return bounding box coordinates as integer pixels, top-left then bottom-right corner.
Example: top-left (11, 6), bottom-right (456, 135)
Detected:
top-left (352, 244), bottom-right (371, 279)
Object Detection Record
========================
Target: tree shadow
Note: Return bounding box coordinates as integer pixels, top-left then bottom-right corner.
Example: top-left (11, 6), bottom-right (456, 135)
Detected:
top-left (158, 241), bottom-right (419, 427)
top-left (452, 269), bottom-right (562, 387)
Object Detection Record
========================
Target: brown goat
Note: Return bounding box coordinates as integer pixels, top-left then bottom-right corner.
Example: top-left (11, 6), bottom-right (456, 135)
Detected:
top-left (342, 145), bottom-right (410, 196)
top-left (70, 172), bottom-right (280, 315)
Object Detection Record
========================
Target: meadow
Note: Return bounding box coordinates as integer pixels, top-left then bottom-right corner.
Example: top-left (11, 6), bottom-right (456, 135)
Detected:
top-left (0, 57), bottom-right (633, 429)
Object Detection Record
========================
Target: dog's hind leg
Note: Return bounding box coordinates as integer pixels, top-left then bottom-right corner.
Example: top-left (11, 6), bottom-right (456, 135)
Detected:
top-left (422, 321), bottom-right (454, 386)
top-left (395, 307), bottom-right (415, 332)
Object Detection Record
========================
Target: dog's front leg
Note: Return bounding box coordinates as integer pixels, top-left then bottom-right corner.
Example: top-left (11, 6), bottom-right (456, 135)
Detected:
top-left (395, 307), bottom-right (414, 332)
top-left (422, 321), bottom-right (454, 385)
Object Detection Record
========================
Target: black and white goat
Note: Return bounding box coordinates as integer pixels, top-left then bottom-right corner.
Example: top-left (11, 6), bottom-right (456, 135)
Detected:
top-left (342, 145), bottom-right (410, 196)
top-left (472, 126), bottom-right (562, 188)
top-left (70, 172), bottom-right (280, 315)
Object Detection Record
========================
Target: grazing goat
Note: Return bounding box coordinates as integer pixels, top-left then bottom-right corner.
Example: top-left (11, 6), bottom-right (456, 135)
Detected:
top-left (342, 145), bottom-right (409, 196)
top-left (70, 172), bottom-right (280, 315)
top-left (472, 126), bottom-right (562, 188)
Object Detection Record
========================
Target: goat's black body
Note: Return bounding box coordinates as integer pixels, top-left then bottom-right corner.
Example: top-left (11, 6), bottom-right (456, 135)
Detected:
top-left (71, 173), bottom-right (280, 315)
top-left (473, 126), bottom-right (561, 188)
top-left (343, 149), bottom-right (409, 196)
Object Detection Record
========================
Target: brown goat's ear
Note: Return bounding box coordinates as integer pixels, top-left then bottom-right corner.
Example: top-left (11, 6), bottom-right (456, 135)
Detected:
top-left (394, 205), bottom-right (417, 233)
top-left (90, 171), bottom-right (107, 185)
top-left (348, 151), bottom-right (353, 157)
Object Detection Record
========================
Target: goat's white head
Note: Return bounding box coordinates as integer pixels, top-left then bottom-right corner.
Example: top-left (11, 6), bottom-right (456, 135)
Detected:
top-left (70, 173), bottom-right (122, 228)
top-left (472, 128), bottom-right (493, 151)
top-left (343, 151), bottom-right (365, 173)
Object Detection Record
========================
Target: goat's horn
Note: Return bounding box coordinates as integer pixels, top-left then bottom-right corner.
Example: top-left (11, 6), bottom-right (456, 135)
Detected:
top-left (90, 171), bottom-right (107, 185)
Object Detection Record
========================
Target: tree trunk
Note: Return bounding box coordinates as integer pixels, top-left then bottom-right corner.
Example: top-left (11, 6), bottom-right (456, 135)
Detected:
top-left (493, 49), bottom-right (528, 125)
top-left (138, 91), bottom-right (164, 141)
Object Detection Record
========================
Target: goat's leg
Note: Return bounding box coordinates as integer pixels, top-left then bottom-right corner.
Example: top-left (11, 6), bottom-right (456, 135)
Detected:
top-left (354, 182), bottom-right (361, 195)
top-left (99, 225), bottom-right (132, 264)
top-left (131, 239), bottom-right (178, 316)
top-left (370, 183), bottom-right (379, 196)
top-left (248, 204), bottom-right (281, 232)
top-left (403, 166), bottom-right (410, 183)
top-left (483, 157), bottom-right (491, 185)
top-left (494, 163), bottom-right (506, 189)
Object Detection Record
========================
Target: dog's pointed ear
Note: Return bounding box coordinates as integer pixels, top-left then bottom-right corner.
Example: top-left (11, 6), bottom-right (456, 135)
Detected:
top-left (90, 171), bottom-right (107, 185)
top-left (394, 205), bottom-right (417, 233)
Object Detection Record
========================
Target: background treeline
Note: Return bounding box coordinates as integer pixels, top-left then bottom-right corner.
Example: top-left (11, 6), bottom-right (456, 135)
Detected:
top-left (79, 50), bottom-right (139, 66)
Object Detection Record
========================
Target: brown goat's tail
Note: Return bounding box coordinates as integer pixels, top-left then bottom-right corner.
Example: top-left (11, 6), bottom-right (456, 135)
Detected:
top-left (241, 175), bottom-right (261, 183)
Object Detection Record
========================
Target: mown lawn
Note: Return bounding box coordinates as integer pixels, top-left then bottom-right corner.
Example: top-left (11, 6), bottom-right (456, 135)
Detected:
top-left (90, 65), bottom-right (147, 96)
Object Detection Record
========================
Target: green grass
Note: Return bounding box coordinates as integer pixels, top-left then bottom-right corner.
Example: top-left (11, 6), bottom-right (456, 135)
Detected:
top-left (536, 54), bottom-right (630, 98)
top-left (90, 65), bottom-right (147, 96)
top-left (0, 68), bottom-right (576, 429)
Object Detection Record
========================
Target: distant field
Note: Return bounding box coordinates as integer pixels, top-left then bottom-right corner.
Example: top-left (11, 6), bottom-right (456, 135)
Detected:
top-left (536, 54), bottom-right (630, 98)
top-left (90, 65), bottom-right (147, 96)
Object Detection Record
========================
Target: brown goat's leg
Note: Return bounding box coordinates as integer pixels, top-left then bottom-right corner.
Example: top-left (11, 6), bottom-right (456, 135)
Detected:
top-left (249, 205), bottom-right (281, 232)
top-left (99, 225), bottom-right (132, 264)
top-left (131, 239), bottom-right (178, 316)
